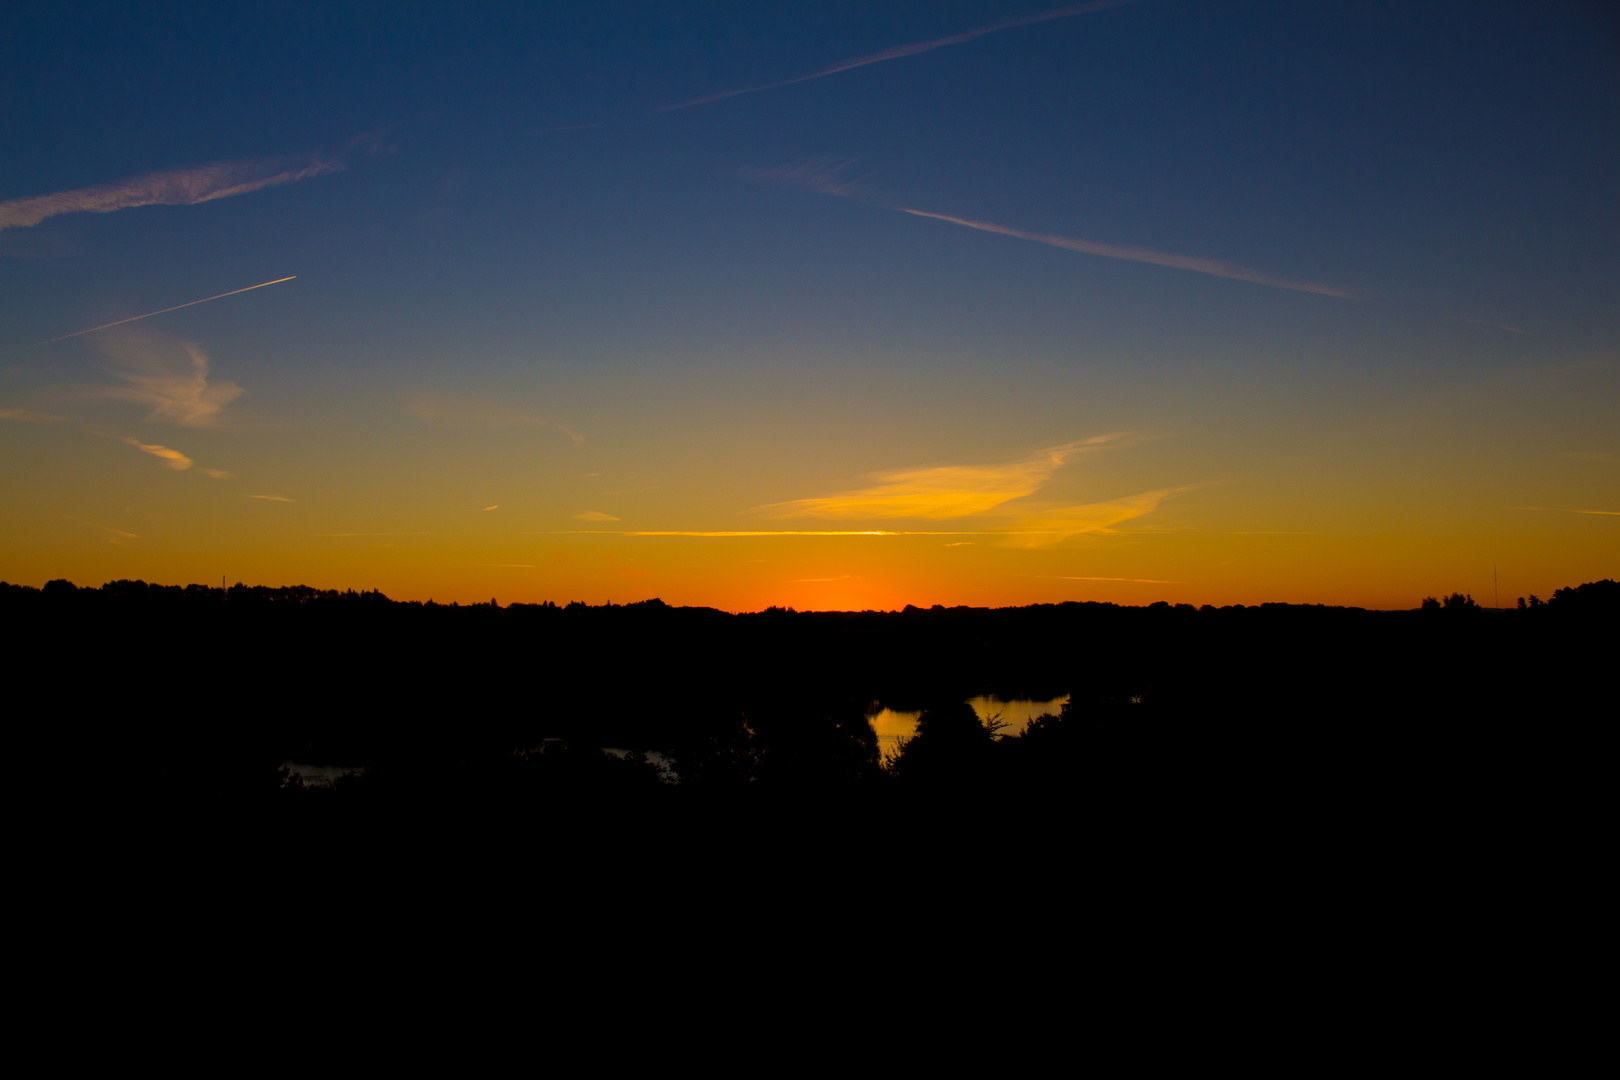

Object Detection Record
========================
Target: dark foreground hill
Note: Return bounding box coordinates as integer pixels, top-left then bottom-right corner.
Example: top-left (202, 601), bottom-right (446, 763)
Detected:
top-left (4, 577), bottom-right (1612, 824)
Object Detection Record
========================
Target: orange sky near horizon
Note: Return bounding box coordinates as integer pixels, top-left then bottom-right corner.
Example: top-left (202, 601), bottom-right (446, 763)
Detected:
top-left (5, 362), bottom-right (1613, 612)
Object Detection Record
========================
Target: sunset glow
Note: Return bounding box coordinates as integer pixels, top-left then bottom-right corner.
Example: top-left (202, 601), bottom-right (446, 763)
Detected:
top-left (2, 3), bottom-right (1613, 610)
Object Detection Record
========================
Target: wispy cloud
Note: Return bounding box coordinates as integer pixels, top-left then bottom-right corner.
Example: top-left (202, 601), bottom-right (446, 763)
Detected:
top-left (1050, 575), bottom-right (1181, 583)
top-left (758, 436), bottom-right (1122, 519)
top-left (124, 436), bottom-right (191, 470)
top-left (200, 468), bottom-right (232, 479)
top-left (659, 1), bottom-right (1136, 111)
top-left (1508, 505), bottom-right (1620, 516)
top-left (95, 335), bottom-right (243, 426)
top-left (0, 407), bottom-right (71, 423)
top-left (737, 156), bottom-right (864, 197)
top-left (250, 494), bottom-right (294, 502)
top-left (72, 518), bottom-right (139, 542)
top-left (999, 488), bottom-right (1185, 547)
top-left (482, 504), bottom-right (500, 511)
top-left (574, 510), bottom-right (620, 522)
top-left (406, 393), bottom-right (546, 430)
top-left (898, 209), bottom-right (1354, 298)
top-left (0, 155), bottom-right (341, 233)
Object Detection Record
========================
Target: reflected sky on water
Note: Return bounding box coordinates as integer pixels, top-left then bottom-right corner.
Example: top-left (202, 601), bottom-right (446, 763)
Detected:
top-left (867, 695), bottom-right (1069, 747)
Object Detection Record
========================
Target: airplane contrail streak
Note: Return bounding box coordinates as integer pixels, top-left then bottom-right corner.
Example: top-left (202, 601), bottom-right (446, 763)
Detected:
top-left (40, 276), bottom-right (297, 344)
top-left (898, 209), bottom-right (1354, 297)
top-left (659, 0), bottom-right (1137, 111)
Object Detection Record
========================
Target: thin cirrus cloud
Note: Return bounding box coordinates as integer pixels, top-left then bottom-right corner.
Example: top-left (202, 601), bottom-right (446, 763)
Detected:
top-left (0, 154), bottom-right (341, 233)
top-left (574, 510), bottom-right (621, 522)
top-left (250, 494), bottom-right (294, 502)
top-left (757, 436), bottom-right (1123, 519)
top-left (736, 156), bottom-right (865, 197)
top-left (93, 334), bottom-right (244, 427)
top-left (897, 209), bottom-right (1355, 298)
top-left (659, 0), bottom-right (1137, 111)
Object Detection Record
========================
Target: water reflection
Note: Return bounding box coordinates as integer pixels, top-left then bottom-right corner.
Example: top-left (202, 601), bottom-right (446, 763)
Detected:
top-left (866, 695), bottom-right (1070, 748)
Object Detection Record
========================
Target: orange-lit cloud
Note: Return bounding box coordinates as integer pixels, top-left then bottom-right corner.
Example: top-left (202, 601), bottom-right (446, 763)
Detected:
top-left (123, 436), bottom-right (191, 470)
top-left (759, 436), bottom-right (1121, 519)
top-left (574, 510), bottom-right (620, 522)
top-left (659, 1), bottom-right (1136, 111)
top-left (0, 407), bottom-right (70, 423)
top-left (0, 156), bottom-right (340, 232)
top-left (482, 505), bottom-right (500, 511)
top-left (93, 335), bottom-right (243, 426)
top-left (899, 209), bottom-right (1354, 298)
top-left (999, 488), bottom-right (1185, 546)
top-left (250, 494), bottom-right (294, 502)
top-left (200, 468), bottom-right (233, 479)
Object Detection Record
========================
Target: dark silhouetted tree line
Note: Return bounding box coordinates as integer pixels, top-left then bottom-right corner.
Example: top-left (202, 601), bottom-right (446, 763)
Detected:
top-left (4, 577), bottom-right (1612, 829)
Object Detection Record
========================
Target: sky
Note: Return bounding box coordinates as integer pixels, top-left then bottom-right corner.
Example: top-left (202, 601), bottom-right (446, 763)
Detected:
top-left (1, 0), bottom-right (1615, 610)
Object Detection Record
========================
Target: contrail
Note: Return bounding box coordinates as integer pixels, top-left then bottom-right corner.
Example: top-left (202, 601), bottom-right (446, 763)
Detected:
top-left (41, 276), bottom-right (296, 344)
top-left (659, 0), bottom-right (1137, 112)
top-left (898, 209), bottom-right (1354, 298)
top-left (542, 530), bottom-right (998, 537)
